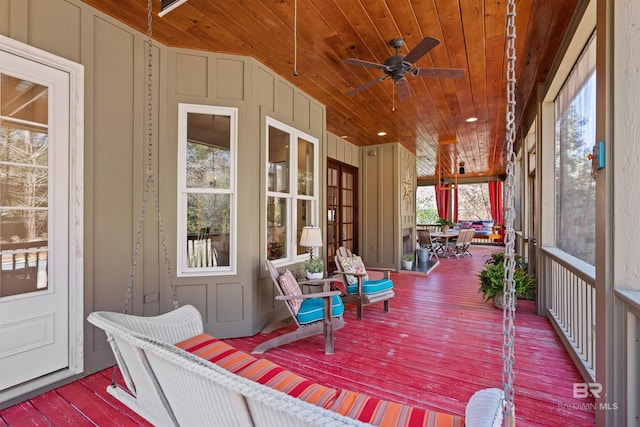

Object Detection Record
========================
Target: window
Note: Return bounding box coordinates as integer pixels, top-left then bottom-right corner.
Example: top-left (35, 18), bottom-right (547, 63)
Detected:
top-left (554, 34), bottom-right (596, 265)
top-left (457, 183), bottom-right (492, 221)
top-left (177, 104), bottom-right (237, 276)
top-left (266, 118), bottom-right (318, 263)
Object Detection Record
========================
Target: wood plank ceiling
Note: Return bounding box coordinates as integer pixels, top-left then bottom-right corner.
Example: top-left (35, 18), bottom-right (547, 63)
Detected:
top-left (80, 0), bottom-right (579, 182)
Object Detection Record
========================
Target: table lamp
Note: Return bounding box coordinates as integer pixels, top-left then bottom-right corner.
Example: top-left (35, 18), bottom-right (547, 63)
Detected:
top-left (299, 226), bottom-right (323, 260)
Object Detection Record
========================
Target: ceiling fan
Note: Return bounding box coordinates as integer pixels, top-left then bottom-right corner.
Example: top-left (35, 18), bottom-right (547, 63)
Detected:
top-left (343, 36), bottom-right (465, 101)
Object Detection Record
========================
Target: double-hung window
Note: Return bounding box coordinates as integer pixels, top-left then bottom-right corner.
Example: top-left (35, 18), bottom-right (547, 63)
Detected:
top-left (266, 117), bottom-right (318, 264)
top-left (177, 104), bottom-right (237, 276)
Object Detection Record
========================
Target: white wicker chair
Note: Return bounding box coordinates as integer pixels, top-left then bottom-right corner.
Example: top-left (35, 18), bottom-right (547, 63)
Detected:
top-left (88, 305), bottom-right (368, 426)
top-left (88, 306), bottom-right (204, 426)
top-left (88, 305), bottom-right (504, 427)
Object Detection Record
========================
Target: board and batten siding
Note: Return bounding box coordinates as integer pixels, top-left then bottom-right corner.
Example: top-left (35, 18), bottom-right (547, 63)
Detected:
top-left (2, 0), bottom-right (413, 391)
top-left (2, 0), bottom-right (327, 374)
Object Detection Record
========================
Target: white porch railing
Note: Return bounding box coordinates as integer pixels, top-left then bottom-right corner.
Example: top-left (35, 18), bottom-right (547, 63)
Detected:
top-left (613, 289), bottom-right (640, 425)
top-left (541, 247), bottom-right (596, 383)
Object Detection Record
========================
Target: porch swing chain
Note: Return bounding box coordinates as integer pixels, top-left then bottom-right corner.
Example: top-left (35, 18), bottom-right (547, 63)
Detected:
top-left (502, 0), bottom-right (517, 424)
top-left (123, 0), bottom-right (178, 315)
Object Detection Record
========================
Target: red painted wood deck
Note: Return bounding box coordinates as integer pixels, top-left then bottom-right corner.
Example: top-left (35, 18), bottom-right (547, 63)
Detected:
top-left (0, 245), bottom-right (595, 426)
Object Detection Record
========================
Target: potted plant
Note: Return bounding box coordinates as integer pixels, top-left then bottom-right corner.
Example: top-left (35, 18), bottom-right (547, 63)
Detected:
top-left (304, 256), bottom-right (324, 279)
top-left (403, 252), bottom-right (415, 270)
top-left (477, 251), bottom-right (536, 308)
top-left (436, 217), bottom-right (455, 233)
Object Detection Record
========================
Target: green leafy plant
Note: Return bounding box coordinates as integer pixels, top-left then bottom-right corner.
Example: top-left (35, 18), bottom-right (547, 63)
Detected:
top-left (304, 256), bottom-right (324, 273)
top-left (404, 252), bottom-right (414, 262)
top-left (436, 217), bottom-right (455, 228)
top-left (477, 252), bottom-right (536, 304)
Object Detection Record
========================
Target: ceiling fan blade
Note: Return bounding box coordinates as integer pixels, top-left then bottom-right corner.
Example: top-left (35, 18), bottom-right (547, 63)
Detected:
top-left (343, 58), bottom-right (387, 70)
top-left (345, 76), bottom-right (387, 96)
top-left (395, 78), bottom-right (411, 101)
top-left (414, 68), bottom-right (465, 79)
top-left (403, 36), bottom-right (440, 64)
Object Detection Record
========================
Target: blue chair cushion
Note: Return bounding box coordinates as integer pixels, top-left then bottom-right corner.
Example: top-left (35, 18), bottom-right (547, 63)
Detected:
top-left (295, 295), bottom-right (344, 325)
top-left (346, 278), bottom-right (393, 296)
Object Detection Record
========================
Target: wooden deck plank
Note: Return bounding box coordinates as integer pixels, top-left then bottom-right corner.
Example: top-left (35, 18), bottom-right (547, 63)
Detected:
top-left (0, 245), bottom-right (595, 426)
top-left (78, 372), bottom-right (153, 426)
top-left (0, 401), bottom-right (51, 426)
top-left (30, 391), bottom-right (95, 426)
top-left (226, 245), bottom-right (596, 426)
top-left (54, 381), bottom-right (144, 426)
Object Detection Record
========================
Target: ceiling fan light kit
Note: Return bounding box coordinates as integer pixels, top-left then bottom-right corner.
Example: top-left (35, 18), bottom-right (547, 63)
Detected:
top-left (344, 36), bottom-right (465, 101)
top-left (158, 0), bottom-right (188, 17)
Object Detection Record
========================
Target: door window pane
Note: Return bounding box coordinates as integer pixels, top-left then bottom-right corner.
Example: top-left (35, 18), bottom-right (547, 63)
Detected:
top-left (1, 74), bottom-right (49, 296)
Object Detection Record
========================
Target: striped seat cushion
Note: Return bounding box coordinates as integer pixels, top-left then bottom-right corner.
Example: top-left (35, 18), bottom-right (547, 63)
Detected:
top-left (236, 358), bottom-right (339, 408)
top-left (329, 390), bottom-right (465, 427)
top-left (175, 334), bottom-right (257, 374)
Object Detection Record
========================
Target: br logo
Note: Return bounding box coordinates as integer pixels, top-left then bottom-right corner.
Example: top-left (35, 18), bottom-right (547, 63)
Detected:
top-left (573, 382), bottom-right (602, 399)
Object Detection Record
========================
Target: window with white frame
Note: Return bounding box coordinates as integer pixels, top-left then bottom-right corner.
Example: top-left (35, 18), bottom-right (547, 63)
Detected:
top-left (177, 104), bottom-right (237, 276)
top-left (266, 117), bottom-right (319, 263)
top-left (554, 34), bottom-right (596, 265)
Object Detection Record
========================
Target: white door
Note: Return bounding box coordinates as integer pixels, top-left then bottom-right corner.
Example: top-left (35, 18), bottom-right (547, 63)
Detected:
top-left (0, 49), bottom-right (71, 390)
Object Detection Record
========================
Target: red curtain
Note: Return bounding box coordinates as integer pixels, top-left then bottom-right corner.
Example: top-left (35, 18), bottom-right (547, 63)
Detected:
top-left (488, 181), bottom-right (503, 225)
top-left (453, 187), bottom-right (459, 222)
top-left (435, 184), bottom-right (450, 220)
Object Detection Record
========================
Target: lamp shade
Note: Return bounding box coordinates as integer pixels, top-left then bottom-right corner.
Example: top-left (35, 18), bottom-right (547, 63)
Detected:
top-left (299, 226), bottom-right (323, 248)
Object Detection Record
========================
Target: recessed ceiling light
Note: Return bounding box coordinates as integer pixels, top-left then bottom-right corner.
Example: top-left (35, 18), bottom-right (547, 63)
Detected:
top-left (466, 117), bottom-right (478, 123)
top-left (377, 131), bottom-right (387, 136)
top-left (341, 135), bottom-right (348, 139)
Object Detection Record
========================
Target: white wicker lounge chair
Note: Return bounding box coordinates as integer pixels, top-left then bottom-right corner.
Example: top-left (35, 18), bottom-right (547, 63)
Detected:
top-left (88, 306), bottom-right (204, 426)
top-left (88, 306), bottom-right (369, 427)
top-left (88, 306), bottom-right (504, 427)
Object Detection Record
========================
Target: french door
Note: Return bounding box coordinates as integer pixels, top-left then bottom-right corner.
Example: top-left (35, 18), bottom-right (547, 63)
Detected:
top-left (326, 159), bottom-right (357, 272)
top-left (0, 36), bottom-right (83, 400)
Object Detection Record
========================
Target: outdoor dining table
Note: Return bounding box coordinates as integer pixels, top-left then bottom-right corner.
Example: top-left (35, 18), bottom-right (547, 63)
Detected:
top-left (429, 230), bottom-right (460, 257)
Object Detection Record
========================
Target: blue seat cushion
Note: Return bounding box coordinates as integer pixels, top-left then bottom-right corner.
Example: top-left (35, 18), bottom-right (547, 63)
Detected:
top-left (295, 295), bottom-right (344, 325)
top-left (346, 278), bottom-right (393, 295)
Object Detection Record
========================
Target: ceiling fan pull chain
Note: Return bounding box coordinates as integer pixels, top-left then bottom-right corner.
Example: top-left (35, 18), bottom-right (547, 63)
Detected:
top-left (392, 83), bottom-right (396, 112)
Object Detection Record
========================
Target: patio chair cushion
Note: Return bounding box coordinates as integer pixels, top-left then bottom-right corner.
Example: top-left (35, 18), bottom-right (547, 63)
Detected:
top-left (176, 333), bottom-right (258, 374)
top-left (296, 295), bottom-right (344, 325)
top-left (236, 358), bottom-right (339, 408)
top-left (279, 269), bottom-right (302, 314)
top-left (344, 278), bottom-right (393, 296)
top-left (329, 389), bottom-right (464, 426)
top-left (338, 255), bottom-right (369, 285)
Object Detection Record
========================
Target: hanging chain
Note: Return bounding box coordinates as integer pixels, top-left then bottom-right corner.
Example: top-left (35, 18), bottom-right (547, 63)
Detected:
top-left (502, 0), bottom-right (517, 424)
top-left (123, 0), bottom-right (178, 314)
top-left (293, 0), bottom-right (298, 76)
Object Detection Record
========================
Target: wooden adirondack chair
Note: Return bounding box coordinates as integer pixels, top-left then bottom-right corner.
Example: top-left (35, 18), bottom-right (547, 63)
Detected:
top-left (252, 260), bottom-right (345, 354)
top-left (333, 247), bottom-right (395, 320)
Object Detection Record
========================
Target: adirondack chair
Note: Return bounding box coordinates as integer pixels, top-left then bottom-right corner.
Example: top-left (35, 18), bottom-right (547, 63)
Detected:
top-left (252, 260), bottom-right (345, 354)
top-left (333, 247), bottom-right (395, 320)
